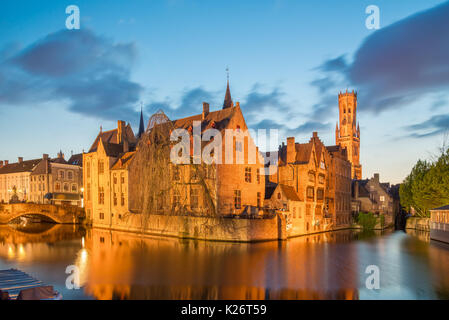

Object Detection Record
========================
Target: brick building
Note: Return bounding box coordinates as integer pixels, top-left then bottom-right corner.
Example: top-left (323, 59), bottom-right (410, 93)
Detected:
top-left (29, 151), bottom-right (83, 206)
top-left (335, 90), bottom-right (362, 179)
top-left (351, 173), bottom-right (395, 227)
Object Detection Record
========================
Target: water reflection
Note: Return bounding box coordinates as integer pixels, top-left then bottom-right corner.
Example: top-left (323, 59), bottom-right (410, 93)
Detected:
top-left (1, 224), bottom-right (449, 300)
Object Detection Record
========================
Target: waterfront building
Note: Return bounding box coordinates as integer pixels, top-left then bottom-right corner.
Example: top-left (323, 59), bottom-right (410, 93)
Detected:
top-left (335, 90), bottom-right (362, 180)
top-left (29, 152), bottom-right (83, 206)
top-left (351, 173), bottom-right (396, 227)
top-left (83, 120), bottom-right (138, 227)
top-left (267, 132), bottom-right (352, 236)
top-left (127, 80), bottom-right (266, 217)
top-left (0, 158), bottom-right (40, 202)
top-left (430, 205), bottom-right (449, 243)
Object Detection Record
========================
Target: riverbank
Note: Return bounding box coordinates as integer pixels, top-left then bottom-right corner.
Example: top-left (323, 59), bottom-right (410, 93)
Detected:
top-left (405, 217), bottom-right (430, 232)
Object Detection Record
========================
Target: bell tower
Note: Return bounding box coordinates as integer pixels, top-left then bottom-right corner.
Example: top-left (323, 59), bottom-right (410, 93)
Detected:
top-left (335, 90), bottom-right (362, 179)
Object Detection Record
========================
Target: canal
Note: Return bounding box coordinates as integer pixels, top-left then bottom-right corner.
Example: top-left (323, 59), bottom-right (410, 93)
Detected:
top-left (1, 224), bottom-right (448, 299)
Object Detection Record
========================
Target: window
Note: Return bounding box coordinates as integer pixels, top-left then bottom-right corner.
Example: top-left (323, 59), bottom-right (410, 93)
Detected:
top-left (298, 207), bottom-right (302, 218)
top-left (71, 184), bottom-right (77, 192)
top-left (98, 160), bottom-right (104, 174)
top-left (113, 173), bottom-right (117, 185)
top-left (320, 160), bottom-right (325, 170)
top-left (59, 170), bottom-right (65, 180)
top-left (234, 190), bottom-right (241, 209)
top-left (86, 162), bottom-right (91, 179)
top-left (63, 183), bottom-right (69, 192)
top-left (307, 187), bottom-right (314, 199)
top-left (190, 168), bottom-right (199, 182)
top-left (245, 167), bottom-right (252, 183)
top-left (256, 169), bottom-right (260, 184)
top-left (55, 182), bottom-right (61, 191)
top-left (99, 212), bottom-right (104, 220)
top-left (87, 183), bottom-right (91, 201)
top-left (173, 189), bottom-right (181, 207)
top-left (293, 207), bottom-right (296, 219)
top-left (318, 174), bottom-right (325, 184)
top-left (257, 192), bottom-right (261, 208)
top-left (68, 171), bottom-right (73, 180)
top-left (308, 171), bottom-right (315, 182)
top-left (99, 187), bottom-right (104, 204)
top-left (317, 188), bottom-right (324, 201)
top-left (120, 173), bottom-right (125, 184)
top-left (190, 188), bottom-right (199, 209)
top-left (173, 166), bottom-right (181, 181)
top-left (121, 193), bottom-right (125, 206)
top-left (277, 192), bottom-right (281, 200)
top-left (113, 193), bottom-right (117, 206)
top-left (380, 196), bottom-right (385, 202)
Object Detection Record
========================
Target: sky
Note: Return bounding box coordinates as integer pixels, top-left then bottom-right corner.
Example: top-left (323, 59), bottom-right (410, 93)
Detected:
top-left (0, 0), bottom-right (448, 184)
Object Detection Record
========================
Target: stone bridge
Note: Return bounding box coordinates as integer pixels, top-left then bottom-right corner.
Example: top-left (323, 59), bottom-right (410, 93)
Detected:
top-left (0, 203), bottom-right (85, 224)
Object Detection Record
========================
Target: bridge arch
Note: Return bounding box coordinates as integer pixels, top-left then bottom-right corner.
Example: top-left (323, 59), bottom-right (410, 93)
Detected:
top-left (0, 203), bottom-right (84, 225)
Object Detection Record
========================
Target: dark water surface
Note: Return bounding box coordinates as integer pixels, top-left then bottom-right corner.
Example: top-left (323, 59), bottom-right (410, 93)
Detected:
top-left (1, 224), bottom-right (449, 300)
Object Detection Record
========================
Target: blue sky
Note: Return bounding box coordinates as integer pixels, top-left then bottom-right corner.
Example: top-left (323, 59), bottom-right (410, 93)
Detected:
top-left (0, 0), bottom-right (448, 183)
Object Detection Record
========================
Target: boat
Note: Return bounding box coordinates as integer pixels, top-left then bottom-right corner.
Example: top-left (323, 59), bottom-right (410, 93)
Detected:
top-left (0, 269), bottom-right (62, 300)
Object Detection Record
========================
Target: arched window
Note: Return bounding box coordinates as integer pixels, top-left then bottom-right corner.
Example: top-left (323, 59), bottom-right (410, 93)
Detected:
top-left (63, 183), bottom-right (69, 192)
top-left (59, 170), bottom-right (65, 180)
top-left (68, 171), bottom-right (73, 180)
top-left (55, 182), bottom-right (61, 191)
top-left (71, 184), bottom-right (77, 192)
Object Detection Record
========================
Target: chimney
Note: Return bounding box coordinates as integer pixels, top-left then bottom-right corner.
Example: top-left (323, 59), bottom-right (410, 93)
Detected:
top-left (117, 120), bottom-right (126, 144)
top-left (18, 157), bottom-right (23, 163)
top-left (374, 173), bottom-right (380, 183)
top-left (0, 160), bottom-right (3, 167)
top-left (43, 154), bottom-right (49, 160)
top-left (5, 160), bottom-right (9, 166)
top-left (235, 101), bottom-right (240, 108)
top-left (123, 139), bottom-right (129, 153)
top-left (287, 137), bottom-right (295, 163)
top-left (202, 102), bottom-right (209, 120)
top-left (313, 131), bottom-right (318, 138)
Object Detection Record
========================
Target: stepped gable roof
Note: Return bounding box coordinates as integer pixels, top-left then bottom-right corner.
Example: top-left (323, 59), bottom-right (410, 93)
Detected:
top-left (111, 151), bottom-right (136, 170)
top-left (431, 204), bottom-right (449, 211)
top-left (0, 159), bottom-right (41, 175)
top-left (170, 106), bottom-right (236, 134)
top-left (67, 153), bottom-right (83, 166)
top-left (89, 124), bottom-right (136, 153)
top-left (279, 184), bottom-right (301, 201)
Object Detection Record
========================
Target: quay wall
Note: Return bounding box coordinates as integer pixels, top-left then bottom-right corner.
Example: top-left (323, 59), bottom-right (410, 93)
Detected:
top-left (91, 213), bottom-right (283, 242)
top-left (405, 217), bottom-right (430, 232)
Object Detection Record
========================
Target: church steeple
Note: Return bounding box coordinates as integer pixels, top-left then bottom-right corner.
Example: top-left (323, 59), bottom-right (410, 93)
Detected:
top-left (137, 103), bottom-right (145, 139)
top-left (223, 67), bottom-right (233, 109)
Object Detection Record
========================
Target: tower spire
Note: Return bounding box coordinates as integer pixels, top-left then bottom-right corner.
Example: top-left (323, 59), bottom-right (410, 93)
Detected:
top-left (223, 66), bottom-right (233, 109)
top-left (137, 102), bottom-right (145, 138)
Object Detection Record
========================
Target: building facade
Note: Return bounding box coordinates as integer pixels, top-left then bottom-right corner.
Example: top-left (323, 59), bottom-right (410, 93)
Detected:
top-left (83, 120), bottom-right (138, 227)
top-left (29, 152), bottom-right (83, 206)
top-left (335, 90), bottom-right (362, 179)
top-left (351, 173), bottom-right (395, 227)
top-left (266, 132), bottom-right (352, 236)
top-left (0, 158), bottom-right (39, 203)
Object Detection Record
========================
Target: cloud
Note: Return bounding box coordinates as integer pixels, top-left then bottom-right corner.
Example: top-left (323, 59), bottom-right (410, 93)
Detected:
top-left (0, 29), bottom-right (143, 122)
top-left (405, 114), bottom-right (449, 138)
top-left (316, 1), bottom-right (449, 114)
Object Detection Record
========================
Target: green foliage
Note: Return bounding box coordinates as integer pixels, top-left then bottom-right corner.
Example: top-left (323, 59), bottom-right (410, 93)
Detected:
top-left (356, 212), bottom-right (378, 230)
top-left (400, 148), bottom-right (449, 217)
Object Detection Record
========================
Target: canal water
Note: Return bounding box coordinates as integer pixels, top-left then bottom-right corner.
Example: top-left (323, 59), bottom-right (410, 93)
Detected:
top-left (1, 224), bottom-right (449, 300)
